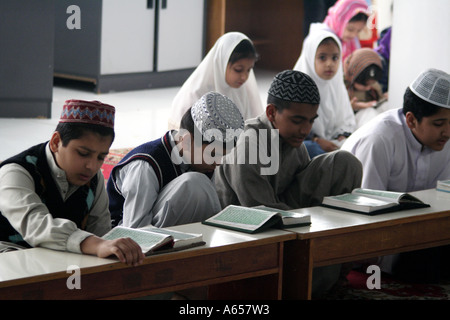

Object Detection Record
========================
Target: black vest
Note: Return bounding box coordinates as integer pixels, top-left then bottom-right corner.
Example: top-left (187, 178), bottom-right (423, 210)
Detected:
top-left (107, 132), bottom-right (183, 227)
top-left (0, 143), bottom-right (98, 247)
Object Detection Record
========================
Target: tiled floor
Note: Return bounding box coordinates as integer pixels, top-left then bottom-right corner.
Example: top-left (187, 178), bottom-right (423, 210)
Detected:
top-left (0, 68), bottom-right (277, 160)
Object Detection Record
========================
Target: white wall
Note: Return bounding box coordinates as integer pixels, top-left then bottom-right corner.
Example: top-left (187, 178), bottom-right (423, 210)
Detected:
top-left (389, 0), bottom-right (450, 109)
top-left (373, 0), bottom-right (393, 35)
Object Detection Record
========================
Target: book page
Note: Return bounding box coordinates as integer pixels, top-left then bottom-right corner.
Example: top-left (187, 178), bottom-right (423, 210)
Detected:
top-left (208, 206), bottom-right (274, 230)
top-left (103, 227), bottom-right (168, 250)
top-left (323, 194), bottom-right (397, 213)
top-left (353, 188), bottom-right (403, 202)
top-left (437, 180), bottom-right (450, 188)
top-left (331, 194), bottom-right (392, 206)
top-left (437, 180), bottom-right (450, 192)
top-left (140, 226), bottom-right (200, 240)
top-left (254, 206), bottom-right (309, 220)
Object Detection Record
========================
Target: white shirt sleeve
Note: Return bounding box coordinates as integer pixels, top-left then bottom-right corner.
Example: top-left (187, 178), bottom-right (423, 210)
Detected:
top-left (0, 164), bottom-right (103, 253)
top-left (349, 134), bottom-right (392, 191)
top-left (116, 160), bottom-right (160, 228)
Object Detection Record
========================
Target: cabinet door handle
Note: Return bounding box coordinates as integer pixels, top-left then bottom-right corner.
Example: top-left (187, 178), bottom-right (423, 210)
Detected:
top-left (161, 0), bottom-right (167, 9)
top-left (147, 0), bottom-right (153, 9)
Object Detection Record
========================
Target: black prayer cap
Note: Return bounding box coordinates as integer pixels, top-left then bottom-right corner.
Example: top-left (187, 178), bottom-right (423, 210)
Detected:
top-left (268, 70), bottom-right (320, 104)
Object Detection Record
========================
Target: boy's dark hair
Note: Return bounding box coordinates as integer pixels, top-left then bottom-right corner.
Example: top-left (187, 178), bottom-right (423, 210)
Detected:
top-left (228, 39), bottom-right (259, 65)
top-left (354, 64), bottom-right (383, 85)
top-left (267, 95), bottom-right (295, 113)
top-left (349, 12), bottom-right (369, 23)
top-left (55, 122), bottom-right (115, 146)
top-left (180, 107), bottom-right (201, 139)
top-left (402, 87), bottom-right (442, 122)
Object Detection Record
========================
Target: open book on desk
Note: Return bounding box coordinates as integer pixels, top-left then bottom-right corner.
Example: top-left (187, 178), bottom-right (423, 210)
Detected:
top-left (437, 180), bottom-right (450, 193)
top-left (140, 225), bottom-right (205, 253)
top-left (322, 188), bottom-right (430, 215)
top-left (202, 205), bottom-right (311, 234)
top-left (102, 226), bottom-right (205, 256)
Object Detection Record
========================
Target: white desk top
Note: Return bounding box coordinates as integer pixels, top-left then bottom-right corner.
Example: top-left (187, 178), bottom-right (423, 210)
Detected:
top-left (0, 222), bottom-right (294, 284)
top-left (1, 189), bottom-right (446, 285)
top-left (0, 247), bottom-right (116, 283)
top-left (286, 188), bottom-right (450, 237)
top-left (167, 221), bottom-right (294, 248)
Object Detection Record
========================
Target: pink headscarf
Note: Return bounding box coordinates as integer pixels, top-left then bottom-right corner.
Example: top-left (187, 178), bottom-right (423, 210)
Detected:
top-left (324, 0), bottom-right (370, 61)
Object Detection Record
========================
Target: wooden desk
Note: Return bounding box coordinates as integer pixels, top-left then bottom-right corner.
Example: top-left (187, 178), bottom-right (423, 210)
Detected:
top-left (0, 223), bottom-right (295, 300)
top-left (282, 189), bottom-right (450, 300)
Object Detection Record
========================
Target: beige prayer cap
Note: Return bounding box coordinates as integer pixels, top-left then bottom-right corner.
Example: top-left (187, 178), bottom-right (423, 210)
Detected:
top-left (410, 68), bottom-right (450, 108)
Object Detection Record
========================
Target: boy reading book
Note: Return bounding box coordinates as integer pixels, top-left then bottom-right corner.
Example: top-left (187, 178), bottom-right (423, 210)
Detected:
top-left (342, 68), bottom-right (450, 281)
top-left (342, 68), bottom-right (450, 193)
top-left (107, 92), bottom-right (244, 229)
top-left (215, 70), bottom-right (363, 298)
top-left (215, 70), bottom-right (362, 211)
top-left (0, 100), bottom-right (144, 266)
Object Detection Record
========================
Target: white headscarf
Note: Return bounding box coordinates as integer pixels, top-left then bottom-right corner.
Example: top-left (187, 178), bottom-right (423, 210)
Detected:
top-left (294, 23), bottom-right (356, 141)
top-left (168, 32), bottom-right (264, 130)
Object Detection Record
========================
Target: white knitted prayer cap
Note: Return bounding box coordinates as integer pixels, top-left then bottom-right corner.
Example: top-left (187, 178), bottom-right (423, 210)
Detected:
top-left (410, 68), bottom-right (450, 108)
top-left (190, 91), bottom-right (244, 143)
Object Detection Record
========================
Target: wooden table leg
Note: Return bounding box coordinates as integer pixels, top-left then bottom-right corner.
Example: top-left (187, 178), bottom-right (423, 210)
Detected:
top-left (282, 239), bottom-right (313, 300)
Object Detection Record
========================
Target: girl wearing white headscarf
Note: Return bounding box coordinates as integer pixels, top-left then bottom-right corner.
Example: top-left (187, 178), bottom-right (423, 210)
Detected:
top-left (168, 32), bottom-right (263, 130)
top-left (294, 24), bottom-right (356, 158)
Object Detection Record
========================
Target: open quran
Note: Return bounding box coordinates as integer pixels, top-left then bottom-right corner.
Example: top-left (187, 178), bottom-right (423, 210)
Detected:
top-left (202, 205), bottom-right (310, 234)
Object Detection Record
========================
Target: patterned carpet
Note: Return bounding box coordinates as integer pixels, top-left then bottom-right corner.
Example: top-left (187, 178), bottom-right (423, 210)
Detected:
top-left (101, 148), bottom-right (132, 183)
top-left (324, 270), bottom-right (450, 300)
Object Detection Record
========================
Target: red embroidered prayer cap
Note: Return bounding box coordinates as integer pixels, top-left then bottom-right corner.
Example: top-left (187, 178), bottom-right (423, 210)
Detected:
top-left (59, 99), bottom-right (115, 128)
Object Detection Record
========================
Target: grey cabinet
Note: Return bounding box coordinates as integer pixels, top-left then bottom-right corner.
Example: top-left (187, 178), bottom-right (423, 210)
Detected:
top-left (0, 0), bottom-right (54, 118)
top-left (54, 0), bottom-right (205, 93)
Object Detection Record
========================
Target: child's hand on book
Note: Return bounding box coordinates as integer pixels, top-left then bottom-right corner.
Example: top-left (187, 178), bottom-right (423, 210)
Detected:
top-left (81, 235), bottom-right (145, 266)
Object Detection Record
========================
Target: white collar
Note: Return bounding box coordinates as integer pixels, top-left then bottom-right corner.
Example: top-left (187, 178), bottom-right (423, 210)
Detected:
top-left (45, 142), bottom-right (79, 197)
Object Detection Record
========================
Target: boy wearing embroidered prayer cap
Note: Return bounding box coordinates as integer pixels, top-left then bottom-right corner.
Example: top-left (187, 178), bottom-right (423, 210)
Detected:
top-left (215, 70), bottom-right (362, 210)
top-left (342, 68), bottom-right (450, 281)
top-left (342, 68), bottom-right (450, 193)
top-left (107, 91), bottom-right (244, 229)
top-left (215, 70), bottom-right (362, 298)
top-left (0, 100), bottom-right (144, 265)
